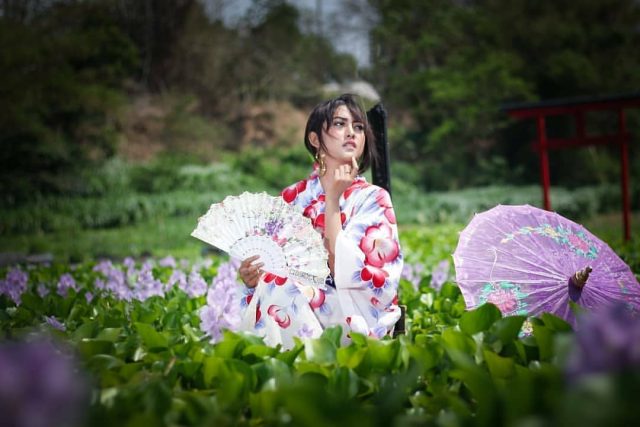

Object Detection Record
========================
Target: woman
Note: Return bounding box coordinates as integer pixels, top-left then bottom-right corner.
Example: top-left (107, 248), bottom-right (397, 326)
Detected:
top-left (238, 94), bottom-right (403, 349)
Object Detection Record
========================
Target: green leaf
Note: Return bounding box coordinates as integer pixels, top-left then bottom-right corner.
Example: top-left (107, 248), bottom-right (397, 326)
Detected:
top-left (349, 332), bottom-right (368, 347)
top-left (328, 367), bottom-right (359, 400)
top-left (242, 344), bottom-right (278, 361)
top-left (459, 303), bottom-right (502, 335)
top-left (304, 336), bottom-right (337, 365)
top-left (202, 356), bottom-right (224, 388)
top-left (295, 361), bottom-right (331, 378)
top-left (276, 341), bottom-right (304, 366)
top-left (532, 323), bottom-right (553, 361)
top-left (336, 345), bottom-right (368, 370)
top-left (181, 323), bottom-right (201, 343)
top-left (77, 339), bottom-right (115, 358)
top-left (441, 329), bottom-right (475, 367)
top-left (540, 313), bottom-right (572, 332)
top-left (218, 359), bottom-right (255, 410)
top-left (249, 390), bottom-right (281, 421)
top-left (252, 358), bottom-right (293, 391)
top-left (368, 338), bottom-right (401, 372)
top-left (95, 327), bottom-right (123, 342)
top-left (72, 320), bottom-right (98, 340)
top-left (87, 354), bottom-right (124, 371)
top-left (321, 325), bottom-right (343, 348)
top-left (483, 350), bottom-right (515, 379)
top-left (119, 362), bottom-right (145, 378)
top-left (214, 331), bottom-right (244, 359)
top-left (135, 322), bottom-right (168, 350)
top-left (406, 343), bottom-right (440, 371)
top-left (18, 292), bottom-right (42, 312)
top-left (489, 316), bottom-right (526, 344)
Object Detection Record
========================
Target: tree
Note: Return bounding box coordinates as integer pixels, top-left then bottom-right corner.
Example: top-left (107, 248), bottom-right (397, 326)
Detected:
top-left (0, 0), bottom-right (137, 201)
top-left (368, 0), bottom-right (640, 189)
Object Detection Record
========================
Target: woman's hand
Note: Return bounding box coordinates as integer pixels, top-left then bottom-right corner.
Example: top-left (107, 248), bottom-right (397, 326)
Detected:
top-left (320, 156), bottom-right (359, 202)
top-left (238, 255), bottom-right (264, 288)
top-left (320, 157), bottom-right (358, 276)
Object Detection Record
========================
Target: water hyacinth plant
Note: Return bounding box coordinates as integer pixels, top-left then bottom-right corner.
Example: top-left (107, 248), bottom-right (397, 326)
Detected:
top-left (0, 267), bottom-right (28, 305)
top-left (401, 262), bottom-right (424, 292)
top-left (566, 304), bottom-right (640, 380)
top-left (199, 260), bottom-right (242, 343)
top-left (0, 339), bottom-right (90, 427)
top-left (0, 248), bottom-right (638, 426)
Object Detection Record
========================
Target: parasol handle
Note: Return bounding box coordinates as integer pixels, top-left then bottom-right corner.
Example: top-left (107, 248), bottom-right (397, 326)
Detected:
top-left (570, 266), bottom-right (593, 289)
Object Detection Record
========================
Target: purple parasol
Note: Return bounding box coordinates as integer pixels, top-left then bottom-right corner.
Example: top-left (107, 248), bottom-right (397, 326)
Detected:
top-left (453, 204), bottom-right (640, 327)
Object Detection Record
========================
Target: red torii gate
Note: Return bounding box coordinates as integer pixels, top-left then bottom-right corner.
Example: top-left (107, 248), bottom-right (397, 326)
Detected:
top-left (504, 93), bottom-right (640, 241)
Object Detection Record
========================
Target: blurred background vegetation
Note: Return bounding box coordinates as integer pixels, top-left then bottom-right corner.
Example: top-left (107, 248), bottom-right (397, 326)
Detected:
top-left (1, 0), bottom-right (639, 261)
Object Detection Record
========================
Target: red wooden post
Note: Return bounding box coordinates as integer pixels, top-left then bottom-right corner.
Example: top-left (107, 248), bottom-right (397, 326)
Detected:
top-left (536, 115), bottom-right (552, 210)
top-left (504, 93), bottom-right (640, 240)
top-left (618, 109), bottom-right (631, 241)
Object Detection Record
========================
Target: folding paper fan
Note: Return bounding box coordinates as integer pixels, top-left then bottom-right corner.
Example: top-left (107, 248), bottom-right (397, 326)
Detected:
top-left (191, 192), bottom-right (329, 287)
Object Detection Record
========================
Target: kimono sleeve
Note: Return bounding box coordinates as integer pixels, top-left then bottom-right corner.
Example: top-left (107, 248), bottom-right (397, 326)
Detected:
top-left (333, 186), bottom-right (403, 308)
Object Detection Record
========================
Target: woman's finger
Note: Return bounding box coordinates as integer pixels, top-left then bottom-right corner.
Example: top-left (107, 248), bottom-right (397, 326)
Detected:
top-left (351, 156), bottom-right (359, 176)
top-left (249, 262), bottom-right (264, 273)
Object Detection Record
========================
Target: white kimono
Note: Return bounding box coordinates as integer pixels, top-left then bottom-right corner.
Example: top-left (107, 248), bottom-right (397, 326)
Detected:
top-left (238, 167), bottom-right (403, 349)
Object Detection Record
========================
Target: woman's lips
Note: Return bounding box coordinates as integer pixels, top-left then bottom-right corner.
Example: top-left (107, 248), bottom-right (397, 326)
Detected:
top-left (343, 141), bottom-right (357, 149)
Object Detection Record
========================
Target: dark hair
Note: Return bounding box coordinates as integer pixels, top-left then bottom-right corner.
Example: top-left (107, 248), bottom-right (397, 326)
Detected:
top-left (304, 93), bottom-right (378, 174)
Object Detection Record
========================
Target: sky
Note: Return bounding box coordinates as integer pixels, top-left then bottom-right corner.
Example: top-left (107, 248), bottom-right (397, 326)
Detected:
top-left (201, 0), bottom-right (374, 67)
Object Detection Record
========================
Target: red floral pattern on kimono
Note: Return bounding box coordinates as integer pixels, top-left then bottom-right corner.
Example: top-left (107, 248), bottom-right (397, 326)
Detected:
top-left (237, 166), bottom-right (403, 349)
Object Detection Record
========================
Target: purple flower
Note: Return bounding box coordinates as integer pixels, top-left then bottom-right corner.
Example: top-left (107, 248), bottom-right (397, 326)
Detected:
top-left (94, 278), bottom-right (106, 291)
top-left (93, 262), bottom-right (132, 301)
top-left (430, 259), bottom-right (450, 291)
top-left (199, 261), bottom-right (242, 343)
top-left (190, 259), bottom-right (213, 276)
top-left (93, 259), bottom-right (114, 275)
top-left (158, 256), bottom-right (177, 268)
top-left (184, 270), bottom-right (208, 298)
top-left (123, 257), bottom-right (136, 269)
top-left (133, 262), bottom-right (164, 301)
top-left (37, 283), bottom-right (49, 298)
top-left (566, 304), bottom-right (640, 381)
top-left (56, 273), bottom-right (77, 297)
top-left (401, 263), bottom-right (424, 292)
top-left (84, 292), bottom-right (94, 304)
top-left (229, 258), bottom-right (241, 270)
top-left (44, 316), bottom-right (66, 331)
top-left (0, 339), bottom-right (89, 427)
top-left (0, 267), bottom-right (28, 305)
top-left (167, 269), bottom-right (187, 292)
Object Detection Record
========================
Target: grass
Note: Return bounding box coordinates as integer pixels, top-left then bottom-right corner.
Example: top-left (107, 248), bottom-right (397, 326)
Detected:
top-left (582, 211), bottom-right (640, 248)
top-left (0, 216), bottom-right (204, 263)
top-left (1, 211), bottom-right (637, 265)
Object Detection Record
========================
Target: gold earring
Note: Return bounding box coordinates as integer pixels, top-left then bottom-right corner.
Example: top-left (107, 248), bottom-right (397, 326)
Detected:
top-left (315, 152), bottom-right (326, 177)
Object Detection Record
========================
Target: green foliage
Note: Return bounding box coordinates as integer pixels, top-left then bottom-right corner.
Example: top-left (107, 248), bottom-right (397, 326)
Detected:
top-left (393, 181), bottom-right (632, 227)
top-left (0, 1), bottom-right (138, 201)
top-left (2, 227), bottom-right (639, 426)
top-left (1, 0), bottom-right (361, 202)
top-left (0, 259), bottom-right (572, 426)
top-left (369, 0), bottom-right (640, 189)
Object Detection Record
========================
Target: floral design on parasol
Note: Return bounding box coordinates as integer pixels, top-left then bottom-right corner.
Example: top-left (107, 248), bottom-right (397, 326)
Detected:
top-left (453, 204), bottom-right (640, 327)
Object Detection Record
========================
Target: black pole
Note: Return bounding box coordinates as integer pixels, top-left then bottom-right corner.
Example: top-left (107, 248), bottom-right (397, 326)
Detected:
top-left (367, 103), bottom-right (392, 196)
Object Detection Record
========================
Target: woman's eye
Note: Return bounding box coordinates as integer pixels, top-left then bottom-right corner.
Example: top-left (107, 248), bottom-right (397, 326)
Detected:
top-left (333, 120), bottom-right (344, 127)
top-left (354, 124), bottom-right (365, 131)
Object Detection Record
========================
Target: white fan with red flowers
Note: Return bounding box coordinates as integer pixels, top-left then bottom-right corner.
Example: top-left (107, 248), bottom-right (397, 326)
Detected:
top-left (191, 192), bottom-right (329, 287)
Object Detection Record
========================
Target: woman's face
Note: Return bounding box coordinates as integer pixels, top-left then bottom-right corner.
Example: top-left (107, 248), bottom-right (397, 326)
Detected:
top-left (315, 105), bottom-right (366, 166)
